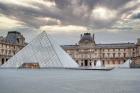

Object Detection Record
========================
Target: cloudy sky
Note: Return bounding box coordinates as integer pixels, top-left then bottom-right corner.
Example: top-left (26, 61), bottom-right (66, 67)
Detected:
top-left (0, 0), bottom-right (140, 45)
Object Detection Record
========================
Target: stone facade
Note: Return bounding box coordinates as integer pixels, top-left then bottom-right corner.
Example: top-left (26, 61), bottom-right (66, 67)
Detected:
top-left (62, 33), bottom-right (140, 67)
top-left (0, 31), bottom-right (27, 65)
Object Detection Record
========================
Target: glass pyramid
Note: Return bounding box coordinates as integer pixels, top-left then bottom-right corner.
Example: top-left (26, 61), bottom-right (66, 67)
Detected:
top-left (1, 31), bottom-right (79, 68)
top-left (118, 59), bottom-right (132, 68)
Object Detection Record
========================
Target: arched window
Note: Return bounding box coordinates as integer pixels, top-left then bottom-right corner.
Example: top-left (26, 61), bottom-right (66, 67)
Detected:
top-left (90, 62), bottom-right (92, 66)
top-left (2, 58), bottom-right (4, 64)
top-left (84, 60), bottom-right (88, 66)
top-left (124, 60), bottom-right (126, 63)
top-left (108, 61), bottom-right (110, 64)
top-left (81, 62), bottom-right (83, 66)
top-left (6, 58), bottom-right (8, 61)
top-left (76, 60), bottom-right (79, 64)
top-left (102, 60), bottom-right (105, 66)
top-left (112, 61), bottom-right (115, 64)
top-left (113, 53), bottom-right (115, 58)
top-left (17, 38), bottom-right (20, 43)
top-left (94, 60), bottom-right (96, 66)
top-left (118, 60), bottom-right (120, 64)
top-left (124, 53), bottom-right (126, 57)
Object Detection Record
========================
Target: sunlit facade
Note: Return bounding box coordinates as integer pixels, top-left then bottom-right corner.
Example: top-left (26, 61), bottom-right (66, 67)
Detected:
top-left (62, 33), bottom-right (140, 67)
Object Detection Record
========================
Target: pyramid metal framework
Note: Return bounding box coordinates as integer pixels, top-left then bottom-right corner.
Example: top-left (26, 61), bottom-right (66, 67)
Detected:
top-left (1, 31), bottom-right (79, 68)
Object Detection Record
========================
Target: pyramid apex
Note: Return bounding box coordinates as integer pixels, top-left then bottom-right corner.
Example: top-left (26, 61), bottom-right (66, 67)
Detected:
top-left (38, 31), bottom-right (47, 36)
top-left (41, 31), bottom-right (47, 34)
top-left (1, 31), bottom-right (79, 68)
top-left (42, 30), bottom-right (46, 32)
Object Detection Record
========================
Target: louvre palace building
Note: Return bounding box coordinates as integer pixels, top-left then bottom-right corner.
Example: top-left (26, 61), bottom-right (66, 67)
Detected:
top-left (0, 31), bottom-right (27, 65)
top-left (62, 33), bottom-right (140, 68)
top-left (0, 31), bottom-right (140, 68)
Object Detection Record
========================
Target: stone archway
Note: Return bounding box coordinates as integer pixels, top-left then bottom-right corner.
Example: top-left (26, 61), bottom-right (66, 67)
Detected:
top-left (2, 58), bottom-right (5, 64)
top-left (102, 60), bottom-right (105, 66)
top-left (84, 60), bottom-right (88, 66)
top-left (94, 60), bottom-right (96, 66)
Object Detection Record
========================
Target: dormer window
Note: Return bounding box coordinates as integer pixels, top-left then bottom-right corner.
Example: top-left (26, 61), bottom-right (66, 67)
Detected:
top-left (17, 38), bottom-right (20, 43)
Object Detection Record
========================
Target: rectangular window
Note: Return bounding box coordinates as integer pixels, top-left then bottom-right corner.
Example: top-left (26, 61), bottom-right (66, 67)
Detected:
top-left (124, 53), bottom-right (126, 57)
top-left (113, 53), bottom-right (115, 58)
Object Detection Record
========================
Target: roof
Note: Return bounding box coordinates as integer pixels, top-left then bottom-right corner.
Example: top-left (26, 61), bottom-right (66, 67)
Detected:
top-left (79, 33), bottom-right (94, 43)
top-left (5, 31), bottom-right (25, 44)
top-left (62, 43), bottom-right (136, 49)
top-left (61, 45), bottom-right (79, 49)
top-left (96, 43), bottom-right (136, 48)
top-left (8, 31), bottom-right (21, 34)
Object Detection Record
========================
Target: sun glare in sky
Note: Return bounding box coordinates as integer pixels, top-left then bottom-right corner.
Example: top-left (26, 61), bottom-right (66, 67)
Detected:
top-left (0, 0), bottom-right (140, 44)
top-left (91, 6), bottom-right (117, 20)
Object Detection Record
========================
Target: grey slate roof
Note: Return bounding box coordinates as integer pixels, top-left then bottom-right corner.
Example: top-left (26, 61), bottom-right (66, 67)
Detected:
top-left (61, 43), bottom-right (136, 49)
top-left (95, 43), bottom-right (136, 48)
top-left (79, 33), bottom-right (95, 43)
top-left (61, 45), bottom-right (79, 49)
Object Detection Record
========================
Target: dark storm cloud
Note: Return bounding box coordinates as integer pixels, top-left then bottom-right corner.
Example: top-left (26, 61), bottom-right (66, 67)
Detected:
top-left (54, 0), bottom-right (130, 10)
top-left (53, 0), bottom-right (139, 27)
top-left (54, 0), bottom-right (70, 9)
top-left (0, 1), bottom-right (62, 28)
top-left (0, 0), bottom-right (139, 29)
